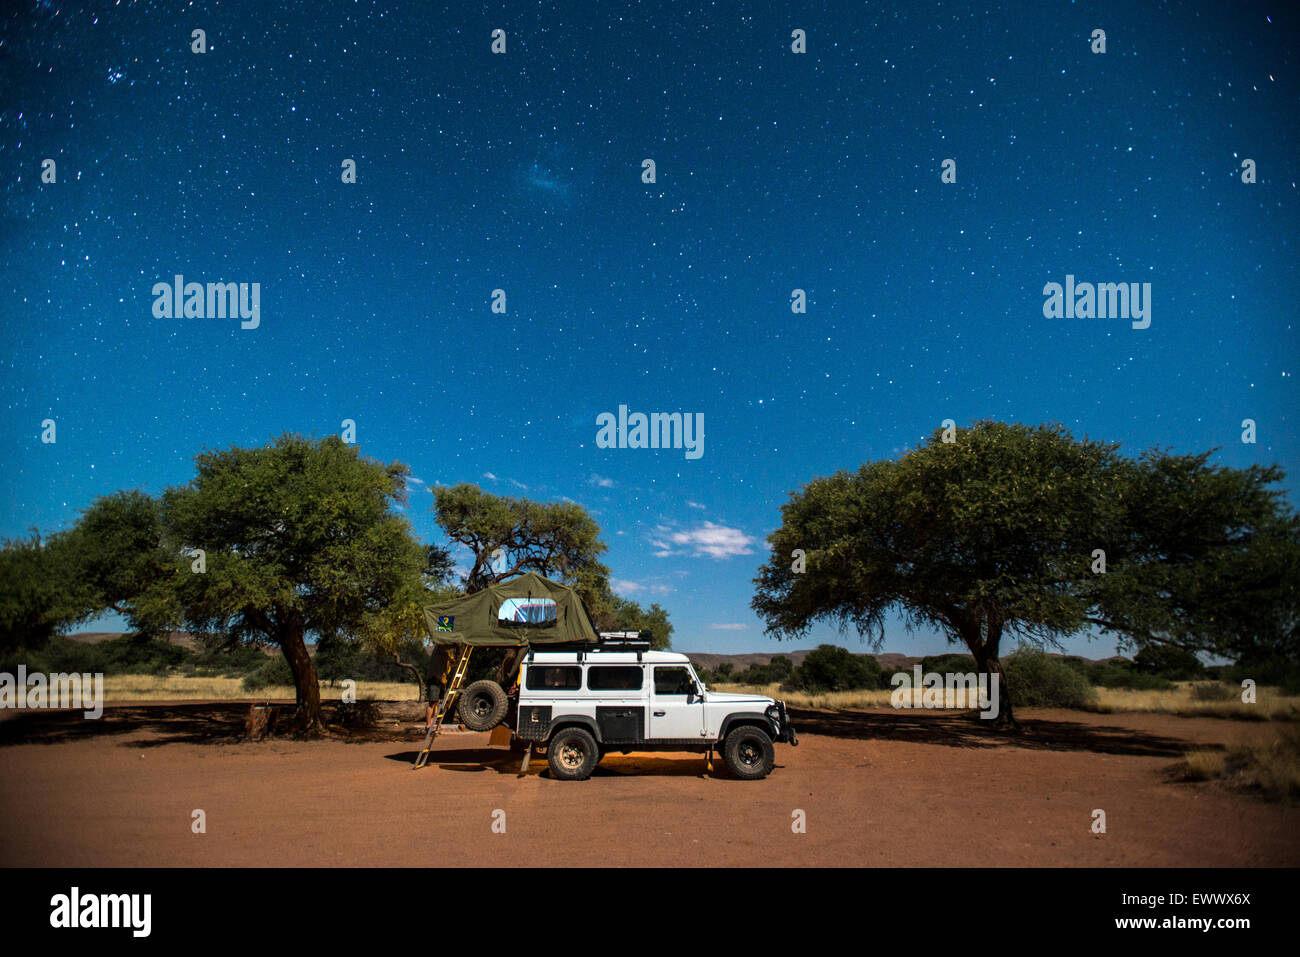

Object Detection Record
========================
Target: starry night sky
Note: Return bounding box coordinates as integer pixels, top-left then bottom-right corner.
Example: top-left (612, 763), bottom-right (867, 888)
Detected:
top-left (1, 1), bottom-right (1296, 656)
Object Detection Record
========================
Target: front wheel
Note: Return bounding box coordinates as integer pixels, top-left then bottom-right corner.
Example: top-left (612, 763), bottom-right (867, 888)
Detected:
top-left (547, 727), bottom-right (599, 781)
top-left (722, 725), bottom-right (775, 780)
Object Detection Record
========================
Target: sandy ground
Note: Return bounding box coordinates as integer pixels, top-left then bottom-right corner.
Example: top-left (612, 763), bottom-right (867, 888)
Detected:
top-left (1, 701), bottom-right (1296, 867)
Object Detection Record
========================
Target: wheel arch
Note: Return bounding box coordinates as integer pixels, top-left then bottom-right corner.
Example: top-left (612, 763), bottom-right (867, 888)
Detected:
top-left (718, 712), bottom-right (776, 742)
top-left (546, 715), bottom-right (602, 743)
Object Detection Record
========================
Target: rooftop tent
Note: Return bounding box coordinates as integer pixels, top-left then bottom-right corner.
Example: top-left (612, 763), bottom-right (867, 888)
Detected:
top-left (422, 571), bottom-right (600, 647)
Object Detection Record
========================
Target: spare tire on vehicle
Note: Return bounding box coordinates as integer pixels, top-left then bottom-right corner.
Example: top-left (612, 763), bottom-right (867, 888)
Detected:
top-left (457, 679), bottom-right (509, 731)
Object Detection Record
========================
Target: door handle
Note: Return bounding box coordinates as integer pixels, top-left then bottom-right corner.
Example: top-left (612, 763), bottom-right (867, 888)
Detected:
top-left (654, 711), bottom-right (665, 717)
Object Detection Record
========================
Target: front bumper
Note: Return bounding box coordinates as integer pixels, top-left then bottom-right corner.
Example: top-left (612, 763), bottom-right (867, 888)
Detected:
top-left (769, 701), bottom-right (798, 746)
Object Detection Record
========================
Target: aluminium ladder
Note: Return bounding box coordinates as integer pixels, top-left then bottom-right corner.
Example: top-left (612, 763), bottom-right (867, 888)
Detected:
top-left (411, 644), bottom-right (473, 770)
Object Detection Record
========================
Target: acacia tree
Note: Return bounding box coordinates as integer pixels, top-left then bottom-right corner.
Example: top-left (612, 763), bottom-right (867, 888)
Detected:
top-left (1084, 450), bottom-right (1299, 662)
top-left (141, 434), bottom-right (426, 733)
top-left (0, 533), bottom-right (83, 651)
top-left (752, 421), bottom-right (1298, 729)
top-left (431, 483), bottom-right (672, 641)
top-left (358, 545), bottom-right (458, 698)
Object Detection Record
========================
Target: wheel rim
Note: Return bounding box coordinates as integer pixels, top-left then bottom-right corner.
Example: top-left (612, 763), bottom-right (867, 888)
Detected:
top-left (739, 740), bottom-right (761, 766)
top-left (559, 742), bottom-right (585, 769)
top-left (472, 697), bottom-right (489, 717)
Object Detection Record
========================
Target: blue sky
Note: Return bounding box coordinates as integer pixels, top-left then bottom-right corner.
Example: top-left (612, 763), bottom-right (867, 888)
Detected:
top-left (1, 1), bottom-right (1295, 658)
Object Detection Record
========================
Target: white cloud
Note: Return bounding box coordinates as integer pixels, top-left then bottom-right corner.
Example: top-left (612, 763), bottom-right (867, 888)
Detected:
top-left (590, 473), bottom-right (616, 488)
top-left (686, 500), bottom-right (706, 510)
top-left (709, 623), bottom-right (747, 631)
top-left (611, 578), bottom-right (642, 594)
top-left (482, 472), bottom-right (498, 482)
top-left (653, 521), bottom-right (756, 559)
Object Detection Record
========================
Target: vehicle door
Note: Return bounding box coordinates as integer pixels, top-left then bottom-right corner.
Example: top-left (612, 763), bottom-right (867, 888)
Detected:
top-left (648, 664), bottom-right (706, 740)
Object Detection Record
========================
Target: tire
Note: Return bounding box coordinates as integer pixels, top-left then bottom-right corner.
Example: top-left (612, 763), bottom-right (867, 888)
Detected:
top-left (547, 727), bottom-right (599, 781)
top-left (722, 725), bottom-right (775, 780)
top-left (456, 680), bottom-right (508, 731)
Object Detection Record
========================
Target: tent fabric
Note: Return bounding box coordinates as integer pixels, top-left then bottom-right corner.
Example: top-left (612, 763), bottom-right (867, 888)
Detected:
top-left (422, 572), bottom-right (600, 646)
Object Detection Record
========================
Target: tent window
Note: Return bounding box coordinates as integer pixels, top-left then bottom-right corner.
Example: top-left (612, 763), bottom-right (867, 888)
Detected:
top-left (587, 666), bottom-right (644, 691)
top-left (497, 597), bottom-right (558, 626)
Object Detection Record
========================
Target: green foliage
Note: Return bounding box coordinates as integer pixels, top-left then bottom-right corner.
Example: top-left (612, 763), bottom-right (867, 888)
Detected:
top-left (1133, 643), bottom-right (1206, 680)
top-left (751, 420), bottom-right (1299, 722)
top-left (1222, 655), bottom-right (1300, 696)
top-left (785, 644), bottom-right (882, 692)
top-left (432, 482), bottom-right (610, 602)
top-left (1000, 646), bottom-right (1097, 708)
top-left (608, 596), bottom-right (674, 650)
top-left (0, 534), bottom-right (87, 650)
top-left (241, 654), bottom-right (295, 691)
top-left (1086, 450), bottom-right (1300, 664)
top-left (1088, 661), bottom-right (1174, 690)
top-left (157, 434), bottom-right (426, 644)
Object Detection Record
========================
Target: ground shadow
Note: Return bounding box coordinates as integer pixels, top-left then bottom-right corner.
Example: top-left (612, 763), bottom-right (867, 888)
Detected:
top-left (789, 707), bottom-right (1198, 758)
top-left (0, 700), bottom-right (425, 749)
top-left (2, 700), bottom-right (1206, 761)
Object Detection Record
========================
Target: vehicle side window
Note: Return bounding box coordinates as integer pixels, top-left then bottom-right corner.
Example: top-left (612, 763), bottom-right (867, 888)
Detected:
top-left (524, 666), bottom-right (581, 690)
top-left (586, 666), bottom-right (643, 691)
top-left (654, 666), bottom-right (693, 696)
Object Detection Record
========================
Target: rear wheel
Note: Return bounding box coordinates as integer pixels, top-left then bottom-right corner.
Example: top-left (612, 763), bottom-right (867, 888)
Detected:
top-left (547, 727), bottom-right (599, 781)
top-left (457, 680), bottom-right (508, 731)
top-left (723, 725), bottom-right (775, 780)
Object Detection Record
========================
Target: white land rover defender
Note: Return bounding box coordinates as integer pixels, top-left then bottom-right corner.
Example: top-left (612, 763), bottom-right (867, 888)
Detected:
top-left (506, 634), bottom-right (798, 781)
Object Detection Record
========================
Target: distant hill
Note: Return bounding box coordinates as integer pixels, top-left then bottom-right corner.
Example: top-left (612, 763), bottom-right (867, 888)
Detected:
top-left (67, 630), bottom-right (280, 656)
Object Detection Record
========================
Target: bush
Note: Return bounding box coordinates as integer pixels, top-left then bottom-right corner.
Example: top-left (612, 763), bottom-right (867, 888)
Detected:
top-left (1222, 655), bottom-right (1300, 696)
top-left (1089, 660), bottom-right (1174, 690)
top-left (1189, 682), bottom-right (1236, 701)
top-left (768, 655), bottom-right (793, 680)
top-left (99, 634), bottom-right (193, 674)
top-left (1134, 644), bottom-right (1206, 681)
top-left (241, 654), bottom-right (296, 691)
top-left (786, 644), bottom-right (882, 693)
top-left (1001, 647), bottom-right (1096, 709)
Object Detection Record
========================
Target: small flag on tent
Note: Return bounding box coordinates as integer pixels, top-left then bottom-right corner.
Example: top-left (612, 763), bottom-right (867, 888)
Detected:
top-left (437, 615), bottom-right (454, 632)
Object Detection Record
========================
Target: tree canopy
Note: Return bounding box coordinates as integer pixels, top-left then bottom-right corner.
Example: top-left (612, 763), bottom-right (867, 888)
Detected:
top-left (752, 420), bottom-right (1299, 727)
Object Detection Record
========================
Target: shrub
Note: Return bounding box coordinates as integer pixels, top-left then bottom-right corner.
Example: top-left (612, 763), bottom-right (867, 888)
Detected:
top-left (1089, 660), bottom-right (1174, 690)
top-left (1001, 646), bottom-right (1096, 709)
top-left (1223, 655), bottom-right (1300, 696)
top-left (1134, 644), bottom-right (1206, 681)
top-left (241, 654), bottom-right (295, 691)
top-left (768, 655), bottom-right (794, 680)
top-left (1189, 681), bottom-right (1236, 701)
top-left (786, 644), bottom-right (882, 693)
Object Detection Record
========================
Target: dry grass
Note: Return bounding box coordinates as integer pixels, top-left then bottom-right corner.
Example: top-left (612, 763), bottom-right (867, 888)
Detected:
top-left (1180, 725), bottom-right (1300, 802)
top-left (1086, 682), bottom-right (1300, 721)
top-left (711, 682), bottom-right (990, 711)
top-left (714, 679), bottom-right (1300, 721)
top-left (98, 675), bottom-right (420, 703)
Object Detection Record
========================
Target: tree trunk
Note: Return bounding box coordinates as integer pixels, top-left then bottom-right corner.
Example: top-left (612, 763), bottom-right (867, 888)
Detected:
top-left (280, 620), bottom-right (324, 736)
top-left (965, 624), bottom-right (1018, 731)
top-left (978, 653), bottom-right (1017, 731)
top-left (393, 653), bottom-right (427, 700)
